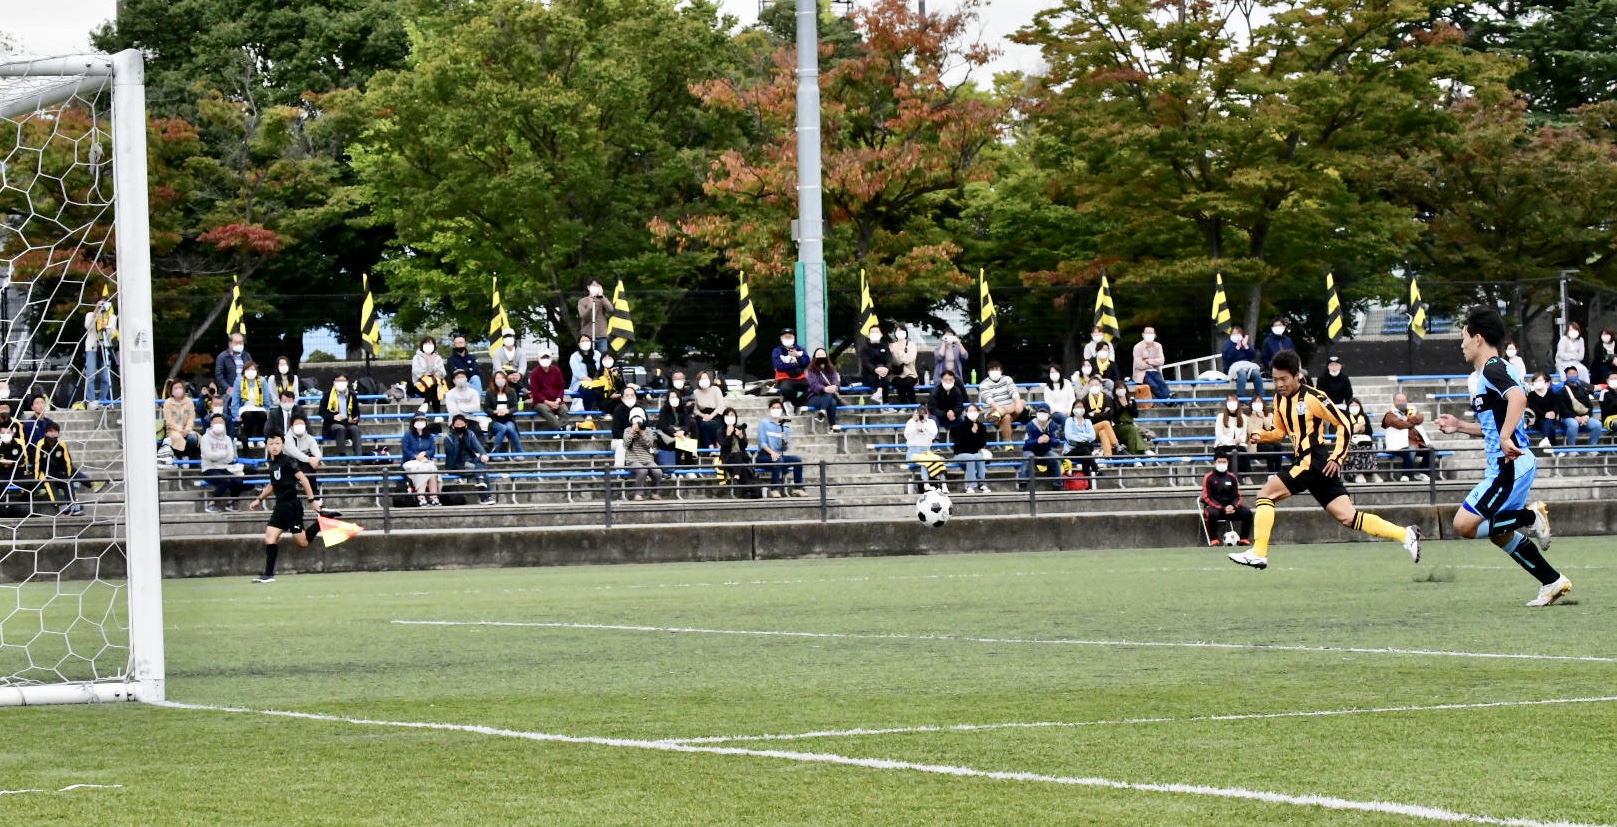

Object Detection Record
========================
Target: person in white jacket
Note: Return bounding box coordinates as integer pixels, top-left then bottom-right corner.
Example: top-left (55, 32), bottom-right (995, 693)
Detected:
top-left (1040, 365), bottom-right (1076, 432)
top-left (1555, 322), bottom-right (1588, 380)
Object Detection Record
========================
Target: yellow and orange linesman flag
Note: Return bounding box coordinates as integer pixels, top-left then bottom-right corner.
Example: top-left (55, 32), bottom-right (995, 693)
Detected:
top-left (1211, 272), bottom-right (1232, 333)
top-left (1093, 273), bottom-right (1119, 342)
top-left (360, 273), bottom-right (381, 356)
top-left (857, 269), bottom-right (879, 337)
top-left (488, 276), bottom-right (511, 360)
top-left (316, 514), bottom-right (365, 547)
top-left (1325, 272), bottom-right (1344, 342)
top-left (226, 277), bottom-right (246, 336)
top-left (978, 269), bottom-right (996, 353)
top-left (1409, 276), bottom-right (1429, 340)
top-left (738, 272), bottom-right (758, 360)
top-left (607, 278), bottom-right (635, 354)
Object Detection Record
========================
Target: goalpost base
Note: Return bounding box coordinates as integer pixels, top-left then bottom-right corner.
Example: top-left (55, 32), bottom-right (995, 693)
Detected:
top-left (0, 681), bottom-right (146, 708)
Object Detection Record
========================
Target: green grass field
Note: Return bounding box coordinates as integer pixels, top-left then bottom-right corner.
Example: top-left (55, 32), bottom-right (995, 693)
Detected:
top-left (3, 537), bottom-right (1614, 826)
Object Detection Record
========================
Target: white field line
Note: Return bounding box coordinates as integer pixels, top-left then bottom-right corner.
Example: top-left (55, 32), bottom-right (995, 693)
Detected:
top-left (0, 784), bottom-right (122, 796)
top-left (661, 695), bottom-right (1617, 745)
top-left (151, 700), bottom-right (1613, 827)
top-left (391, 620), bottom-right (1617, 664)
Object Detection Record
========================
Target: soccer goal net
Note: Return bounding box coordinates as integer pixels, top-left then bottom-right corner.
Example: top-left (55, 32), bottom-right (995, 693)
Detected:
top-left (0, 52), bottom-right (164, 705)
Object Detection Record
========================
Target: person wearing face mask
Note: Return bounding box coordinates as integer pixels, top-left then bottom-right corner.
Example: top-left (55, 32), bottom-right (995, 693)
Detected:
top-left (806, 348), bottom-right (845, 433)
top-left (1524, 372), bottom-right (1560, 447)
top-left (1222, 325), bottom-right (1262, 399)
top-left (904, 404), bottom-right (939, 464)
top-left (442, 414), bottom-right (494, 503)
top-left (577, 280), bottom-right (613, 354)
top-left (0, 417), bottom-right (24, 491)
top-left (267, 389), bottom-right (304, 438)
top-left (401, 415), bottom-right (443, 506)
top-left (588, 353), bottom-right (627, 415)
top-left (691, 371), bottom-right (726, 449)
top-left (514, 352), bottom-right (560, 433)
top-left (270, 356), bottom-right (299, 402)
top-left (934, 330), bottom-right (968, 382)
top-left (1592, 327), bottom-right (1617, 386)
top-left (1259, 319), bottom-right (1295, 373)
top-left (1062, 400), bottom-right (1099, 479)
top-left (444, 369), bottom-right (486, 440)
top-left (1081, 326), bottom-right (1109, 361)
top-left (199, 413), bottom-right (247, 512)
top-left (1316, 356), bottom-right (1354, 408)
top-left (757, 400), bottom-right (805, 497)
top-left (951, 403), bottom-right (992, 493)
top-left (888, 327), bottom-right (920, 406)
top-left (623, 413), bottom-right (665, 500)
top-left (1019, 407), bottom-right (1065, 489)
top-left (1041, 365), bottom-right (1076, 432)
top-left (30, 422), bottom-right (83, 516)
top-left (655, 390), bottom-right (696, 467)
top-left (1557, 366), bottom-right (1604, 446)
top-left (228, 362), bottom-right (272, 452)
top-left (1084, 344), bottom-right (1125, 393)
top-left (279, 415), bottom-right (325, 500)
top-left (771, 328), bottom-right (809, 416)
top-left (716, 407), bottom-right (761, 498)
top-left (929, 369), bottom-right (969, 434)
top-left (609, 386), bottom-right (646, 467)
top-left (322, 374), bottom-right (364, 459)
top-left (567, 336), bottom-right (599, 411)
top-left (1200, 458), bottom-right (1253, 546)
top-left (1131, 327), bottom-right (1174, 402)
top-left (411, 337), bottom-right (447, 413)
top-left (214, 332), bottom-right (252, 396)
top-left (444, 335), bottom-right (484, 395)
top-left (1110, 384), bottom-right (1152, 456)
top-left (491, 327), bottom-right (525, 380)
top-left (1341, 398), bottom-right (1380, 484)
top-left (161, 380), bottom-right (201, 463)
top-left (977, 361), bottom-right (1026, 444)
top-left (1554, 321), bottom-right (1587, 380)
top-left (1503, 340), bottom-right (1527, 379)
top-left (83, 296), bottom-right (118, 407)
top-left (1245, 396), bottom-right (1282, 477)
top-left (859, 328), bottom-right (895, 407)
top-left (1213, 393), bottom-right (1248, 463)
top-left (1077, 380), bottom-right (1119, 457)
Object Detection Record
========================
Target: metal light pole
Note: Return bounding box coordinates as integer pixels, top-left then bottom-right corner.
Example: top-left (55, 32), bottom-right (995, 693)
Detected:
top-left (794, 0), bottom-right (829, 352)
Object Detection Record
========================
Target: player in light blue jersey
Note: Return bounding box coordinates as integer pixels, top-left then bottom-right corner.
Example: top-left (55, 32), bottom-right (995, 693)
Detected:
top-left (1436, 308), bottom-right (1569, 606)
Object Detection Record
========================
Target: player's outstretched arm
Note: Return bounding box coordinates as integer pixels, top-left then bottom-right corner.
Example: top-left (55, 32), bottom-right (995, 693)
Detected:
top-left (1436, 413), bottom-right (1482, 438)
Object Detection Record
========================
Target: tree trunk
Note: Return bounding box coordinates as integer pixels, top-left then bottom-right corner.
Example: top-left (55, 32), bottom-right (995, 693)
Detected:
top-left (1245, 283), bottom-right (1263, 336)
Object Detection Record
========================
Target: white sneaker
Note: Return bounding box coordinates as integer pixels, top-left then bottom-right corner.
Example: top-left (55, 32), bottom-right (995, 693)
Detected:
top-left (1398, 475), bottom-right (1411, 482)
top-left (1528, 501), bottom-right (1551, 550)
top-left (1414, 473), bottom-right (1430, 482)
top-left (1403, 525), bottom-right (1422, 563)
top-left (1227, 550), bottom-right (1267, 569)
top-left (1526, 575), bottom-right (1571, 607)
top-left (252, 576), bottom-right (275, 584)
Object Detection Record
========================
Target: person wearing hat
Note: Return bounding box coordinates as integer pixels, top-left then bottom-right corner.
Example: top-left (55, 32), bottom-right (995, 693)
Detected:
top-left (442, 413), bottom-right (493, 503)
top-left (1317, 356), bottom-right (1354, 408)
top-left (444, 367), bottom-right (486, 440)
top-left (447, 334), bottom-right (484, 394)
top-left (527, 350), bottom-right (569, 432)
top-left (609, 386), bottom-right (647, 467)
top-left (30, 420), bottom-right (83, 516)
top-left (491, 327), bottom-right (525, 380)
top-left (770, 328), bottom-right (809, 415)
top-left (400, 414), bottom-right (443, 506)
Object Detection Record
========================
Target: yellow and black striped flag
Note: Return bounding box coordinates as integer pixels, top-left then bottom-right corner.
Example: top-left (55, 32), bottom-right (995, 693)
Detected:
top-left (1093, 273), bottom-right (1119, 342)
top-left (226, 277), bottom-right (246, 336)
top-left (608, 278), bottom-right (635, 354)
top-left (978, 269), bottom-right (996, 353)
top-left (1325, 272), bottom-right (1344, 342)
top-left (360, 273), bottom-right (381, 356)
top-left (1211, 272), bottom-right (1232, 333)
top-left (857, 269), bottom-right (879, 338)
top-left (1409, 277), bottom-right (1429, 340)
top-left (738, 272), bottom-right (758, 359)
top-left (488, 276), bottom-right (511, 360)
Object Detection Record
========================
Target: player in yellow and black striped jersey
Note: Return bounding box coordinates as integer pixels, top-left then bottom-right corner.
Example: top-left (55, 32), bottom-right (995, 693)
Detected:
top-left (1227, 350), bottom-right (1423, 570)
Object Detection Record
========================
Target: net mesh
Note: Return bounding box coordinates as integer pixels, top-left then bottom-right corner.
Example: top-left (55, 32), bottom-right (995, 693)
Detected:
top-left (0, 62), bottom-right (130, 688)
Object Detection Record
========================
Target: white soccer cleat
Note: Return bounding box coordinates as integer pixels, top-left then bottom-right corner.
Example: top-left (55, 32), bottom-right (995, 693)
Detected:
top-left (1528, 501), bottom-right (1552, 550)
top-left (1227, 550), bottom-right (1268, 570)
top-left (1526, 575), bottom-right (1571, 607)
top-left (1403, 525), bottom-right (1422, 563)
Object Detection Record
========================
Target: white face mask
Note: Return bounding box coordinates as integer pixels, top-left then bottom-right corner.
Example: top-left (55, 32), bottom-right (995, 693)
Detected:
top-left (770, 409), bottom-right (784, 420)
top-left (622, 395), bottom-right (636, 407)
top-left (422, 343), bottom-right (435, 354)
top-left (291, 423), bottom-right (306, 437)
top-left (1603, 334), bottom-right (1613, 344)
top-left (868, 332), bottom-right (882, 343)
top-left (1506, 347), bottom-right (1517, 357)
top-left (230, 344), bottom-right (243, 354)
top-left (987, 370), bottom-right (1002, 381)
top-left (504, 336), bottom-right (515, 346)
top-left (1230, 334), bottom-right (1242, 343)
top-left (278, 364), bottom-right (289, 374)
top-left (454, 377), bottom-right (467, 388)
top-left (243, 370), bottom-right (257, 380)
top-left (965, 410), bottom-right (979, 421)
top-left (1091, 333), bottom-right (1103, 343)
top-left (1214, 462), bottom-right (1228, 473)
top-left (1035, 412), bottom-right (1049, 424)
top-left (281, 401), bottom-right (294, 411)
top-left (1049, 372), bottom-right (1061, 382)
top-left (1568, 330), bottom-right (1580, 340)
top-left (539, 357), bottom-right (552, 367)
top-left (1328, 366), bottom-right (1341, 375)
top-left (698, 378), bottom-right (711, 389)
top-left (1098, 350), bottom-right (1111, 360)
top-left (1226, 402), bottom-right (1239, 413)
top-left (1272, 326), bottom-right (1286, 336)
top-left (579, 341), bottom-right (591, 352)
top-left (672, 379), bottom-right (685, 390)
top-left (413, 422), bottom-right (426, 432)
top-left (589, 285), bottom-right (603, 297)
top-left (1088, 385), bottom-right (1102, 396)
top-left (211, 408), bottom-right (225, 418)
top-left (894, 329), bottom-right (907, 340)
top-left (1142, 333), bottom-right (1155, 343)
top-left (724, 415), bottom-right (736, 425)
top-left (334, 382), bottom-right (348, 393)
top-left (601, 358), bottom-right (615, 369)
top-left (0, 433), bottom-right (13, 444)
top-left (1532, 380), bottom-right (1548, 393)
top-left (781, 338), bottom-right (795, 348)
top-left (668, 395), bottom-right (680, 407)
top-left (941, 380), bottom-right (954, 389)
top-left (1252, 402), bottom-right (1264, 414)
top-left (1349, 404), bottom-right (1361, 415)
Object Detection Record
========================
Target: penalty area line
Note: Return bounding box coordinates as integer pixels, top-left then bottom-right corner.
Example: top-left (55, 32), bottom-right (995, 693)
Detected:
top-left (151, 700), bottom-right (1611, 827)
top-left (661, 695), bottom-right (1617, 745)
top-left (391, 620), bottom-right (1617, 664)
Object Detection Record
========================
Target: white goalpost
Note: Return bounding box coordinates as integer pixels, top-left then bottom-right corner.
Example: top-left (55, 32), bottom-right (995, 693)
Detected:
top-left (0, 50), bottom-right (164, 705)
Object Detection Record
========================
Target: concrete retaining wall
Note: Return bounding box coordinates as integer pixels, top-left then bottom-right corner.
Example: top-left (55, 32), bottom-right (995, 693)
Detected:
top-left (135, 498), bottom-right (1616, 580)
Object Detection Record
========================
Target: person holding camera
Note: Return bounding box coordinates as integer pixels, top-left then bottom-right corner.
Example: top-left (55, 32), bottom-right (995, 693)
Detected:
top-left (623, 412), bottom-right (664, 500)
top-left (717, 407), bottom-right (760, 497)
top-left (934, 330), bottom-right (969, 383)
top-left (758, 400), bottom-right (806, 497)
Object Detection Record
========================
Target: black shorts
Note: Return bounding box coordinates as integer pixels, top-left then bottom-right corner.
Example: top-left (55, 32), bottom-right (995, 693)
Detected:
top-left (268, 500), bottom-right (304, 533)
top-left (1278, 463), bottom-right (1350, 508)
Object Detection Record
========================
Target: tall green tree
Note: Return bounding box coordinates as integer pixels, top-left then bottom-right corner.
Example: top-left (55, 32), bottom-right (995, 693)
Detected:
top-left (354, 0), bottom-right (743, 350)
top-left (1444, 0), bottom-right (1617, 116)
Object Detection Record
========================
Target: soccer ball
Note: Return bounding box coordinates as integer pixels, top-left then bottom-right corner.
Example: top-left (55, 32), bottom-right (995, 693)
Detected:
top-left (916, 490), bottom-right (952, 528)
top-left (1222, 530), bottom-right (1242, 547)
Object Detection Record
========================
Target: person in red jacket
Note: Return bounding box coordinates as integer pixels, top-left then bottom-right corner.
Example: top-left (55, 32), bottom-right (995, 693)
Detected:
top-left (527, 350), bottom-right (570, 432)
top-left (1200, 456), bottom-right (1253, 546)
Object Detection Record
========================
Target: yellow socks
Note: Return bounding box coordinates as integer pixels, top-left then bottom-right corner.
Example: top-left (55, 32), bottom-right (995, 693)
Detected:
top-left (1352, 511), bottom-right (1407, 542)
top-left (1253, 497), bottom-right (1276, 557)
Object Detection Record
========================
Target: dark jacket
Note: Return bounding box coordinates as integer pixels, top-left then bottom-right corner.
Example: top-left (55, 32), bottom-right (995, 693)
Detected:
top-left (1558, 380), bottom-right (1597, 419)
top-left (1201, 470), bottom-right (1243, 509)
top-left (860, 340), bottom-right (892, 378)
top-left (719, 425), bottom-right (751, 465)
top-left (486, 386), bottom-right (522, 423)
top-left (1022, 418), bottom-right (1063, 456)
top-left (771, 344), bottom-right (807, 380)
top-left (265, 404), bottom-right (306, 437)
top-left (214, 347), bottom-right (253, 392)
top-left (528, 363), bottom-right (567, 407)
top-left (1078, 392), bottom-right (1116, 426)
top-left (401, 428), bottom-right (437, 461)
top-left (1085, 356), bottom-right (1125, 384)
top-left (1260, 333), bottom-right (1295, 369)
top-left (1317, 372), bottom-right (1354, 407)
top-left (1526, 388), bottom-right (1559, 430)
top-left (1222, 339), bottom-right (1256, 371)
top-left (950, 419), bottom-right (989, 455)
top-left (448, 348), bottom-right (482, 382)
top-left (929, 382), bottom-right (968, 418)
